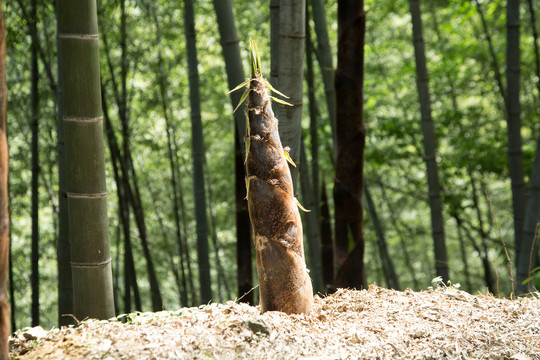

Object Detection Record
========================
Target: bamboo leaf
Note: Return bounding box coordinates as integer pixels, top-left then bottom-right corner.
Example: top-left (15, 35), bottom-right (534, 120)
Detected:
top-left (294, 197), bottom-right (311, 212)
top-left (228, 80), bottom-right (249, 94)
top-left (266, 81), bottom-right (290, 99)
top-left (249, 38), bottom-right (262, 75)
top-left (250, 45), bottom-right (257, 76)
top-left (255, 45), bottom-right (261, 75)
top-left (245, 177), bottom-right (251, 200)
top-left (244, 136), bottom-right (250, 164)
top-left (283, 150), bottom-right (296, 167)
top-left (234, 89), bottom-right (251, 113)
top-left (249, 38), bottom-right (262, 76)
top-left (270, 96), bottom-right (293, 107)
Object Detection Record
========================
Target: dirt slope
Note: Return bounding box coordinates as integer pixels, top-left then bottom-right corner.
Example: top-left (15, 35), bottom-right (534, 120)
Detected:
top-left (10, 286), bottom-right (540, 359)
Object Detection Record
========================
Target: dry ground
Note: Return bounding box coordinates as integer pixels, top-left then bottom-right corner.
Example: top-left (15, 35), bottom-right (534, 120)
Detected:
top-left (9, 286), bottom-right (540, 359)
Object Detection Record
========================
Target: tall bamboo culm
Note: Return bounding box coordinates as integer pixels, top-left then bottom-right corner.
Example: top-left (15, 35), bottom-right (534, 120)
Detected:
top-left (58, 0), bottom-right (115, 320)
top-left (183, 0), bottom-right (212, 304)
top-left (0, 4), bottom-right (10, 358)
top-left (272, 0), bottom-right (305, 188)
top-left (55, 0), bottom-right (74, 326)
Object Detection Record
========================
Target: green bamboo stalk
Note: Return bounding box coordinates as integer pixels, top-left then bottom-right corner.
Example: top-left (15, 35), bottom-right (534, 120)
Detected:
top-left (212, 0), bottom-right (247, 144)
top-left (310, 0), bottom-right (336, 147)
top-left (54, 0), bottom-right (73, 327)
top-left (58, 0), bottom-right (115, 320)
top-left (30, 0), bottom-right (40, 327)
top-left (505, 0), bottom-right (526, 290)
top-left (150, 4), bottom-right (189, 306)
top-left (211, 0), bottom-right (253, 303)
top-left (519, 0), bottom-right (540, 293)
top-left (333, 0), bottom-right (367, 289)
top-left (408, 0), bottom-right (449, 281)
top-left (272, 0), bottom-right (305, 188)
top-left (184, 0), bottom-right (212, 304)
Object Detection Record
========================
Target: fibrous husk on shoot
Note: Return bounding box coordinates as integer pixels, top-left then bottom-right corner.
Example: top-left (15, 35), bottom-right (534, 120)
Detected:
top-left (232, 39), bottom-right (313, 314)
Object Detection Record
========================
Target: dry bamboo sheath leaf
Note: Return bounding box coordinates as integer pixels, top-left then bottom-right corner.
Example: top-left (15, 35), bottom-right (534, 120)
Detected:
top-left (239, 39), bottom-right (313, 314)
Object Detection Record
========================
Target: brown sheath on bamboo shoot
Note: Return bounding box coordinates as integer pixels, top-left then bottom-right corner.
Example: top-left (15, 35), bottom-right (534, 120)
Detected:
top-left (245, 76), bottom-right (313, 314)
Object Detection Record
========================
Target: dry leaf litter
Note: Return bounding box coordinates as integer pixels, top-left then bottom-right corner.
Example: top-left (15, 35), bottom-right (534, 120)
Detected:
top-left (10, 286), bottom-right (540, 359)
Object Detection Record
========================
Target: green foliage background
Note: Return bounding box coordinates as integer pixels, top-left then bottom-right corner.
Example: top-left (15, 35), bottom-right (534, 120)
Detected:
top-left (4, 0), bottom-right (539, 329)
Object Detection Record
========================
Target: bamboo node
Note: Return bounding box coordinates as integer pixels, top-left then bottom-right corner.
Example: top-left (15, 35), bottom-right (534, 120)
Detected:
top-left (58, 33), bottom-right (99, 40)
top-left (66, 192), bottom-right (107, 199)
top-left (71, 257), bottom-right (112, 269)
top-left (63, 116), bottom-right (103, 123)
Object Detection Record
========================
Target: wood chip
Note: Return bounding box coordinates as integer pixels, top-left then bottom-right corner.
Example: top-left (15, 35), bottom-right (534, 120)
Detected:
top-left (10, 286), bottom-right (540, 359)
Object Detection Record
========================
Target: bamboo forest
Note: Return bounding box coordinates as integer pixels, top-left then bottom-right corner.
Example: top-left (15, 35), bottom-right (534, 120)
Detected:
top-left (2, 0), bottom-right (540, 344)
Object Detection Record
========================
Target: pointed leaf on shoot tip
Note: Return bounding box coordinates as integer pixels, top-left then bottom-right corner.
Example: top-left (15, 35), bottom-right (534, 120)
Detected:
top-left (233, 89), bottom-right (251, 113)
top-left (245, 177), bottom-right (251, 200)
top-left (249, 38), bottom-right (262, 76)
top-left (254, 43), bottom-right (262, 75)
top-left (270, 96), bottom-right (293, 107)
top-left (266, 81), bottom-right (290, 99)
top-left (249, 45), bottom-right (257, 76)
top-left (228, 80), bottom-right (249, 94)
top-left (294, 198), bottom-right (311, 212)
top-left (283, 150), bottom-right (296, 167)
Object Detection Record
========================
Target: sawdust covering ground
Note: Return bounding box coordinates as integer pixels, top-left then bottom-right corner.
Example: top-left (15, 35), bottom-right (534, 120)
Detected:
top-left (10, 286), bottom-right (540, 359)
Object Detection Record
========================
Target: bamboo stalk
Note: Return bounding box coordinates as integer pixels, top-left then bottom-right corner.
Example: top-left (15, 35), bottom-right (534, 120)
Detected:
top-left (58, 0), bottom-right (115, 320)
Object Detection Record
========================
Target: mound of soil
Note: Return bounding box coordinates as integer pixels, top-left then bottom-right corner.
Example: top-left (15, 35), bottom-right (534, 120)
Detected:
top-left (10, 286), bottom-right (540, 359)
